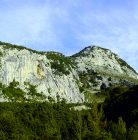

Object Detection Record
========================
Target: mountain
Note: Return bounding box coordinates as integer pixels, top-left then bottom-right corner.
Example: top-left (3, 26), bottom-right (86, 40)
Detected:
top-left (72, 46), bottom-right (137, 78)
top-left (0, 42), bottom-right (138, 103)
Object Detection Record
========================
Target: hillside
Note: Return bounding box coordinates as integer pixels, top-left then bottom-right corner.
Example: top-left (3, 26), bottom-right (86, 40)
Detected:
top-left (0, 85), bottom-right (138, 139)
top-left (0, 42), bottom-right (138, 103)
top-left (0, 42), bottom-right (138, 139)
top-left (71, 46), bottom-right (138, 101)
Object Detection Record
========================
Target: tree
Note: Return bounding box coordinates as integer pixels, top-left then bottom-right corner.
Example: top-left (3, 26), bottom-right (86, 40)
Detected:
top-left (110, 117), bottom-right (126, 140)
top-left (127, 124), bottom-right (138, 140)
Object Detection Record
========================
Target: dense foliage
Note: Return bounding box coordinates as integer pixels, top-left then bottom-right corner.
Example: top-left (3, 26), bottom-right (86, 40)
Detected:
top-left (46, 52), bottom-right (74, 75)
top-left (0, 81), bottom-right (46, 102)
top-left (0, 102), bottom-right (103, 140)
top-left (103, 85), bottom-right (138, 127)
top-left (0, 85), bottom-right (138, 140)
top-left (0, 69), bottom-right (138, 139)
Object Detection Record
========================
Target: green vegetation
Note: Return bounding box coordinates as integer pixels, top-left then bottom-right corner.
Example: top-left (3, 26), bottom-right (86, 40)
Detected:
top-left (0, 42), bottom-right (138, 139)
top-left (0, 101), bottom-right (109, 140)
top-left (95, 69), bottom-right (138, 84)
top-left (83, 90), bottom-right (94, 102)
top-left (115, 56), bottom-right (137, 73)
top-left (0, 81), bottom-right (46, 102)
top-left (103, 85), bottom-right (138, 127)
top-left (0, 41), bottom-right (76, 76)
top-left (0, 50), bottom-right (2, 68)
top-left (1, 80), bottom-right (25, 102)
top-left (0, 41), bottom-right (45, 55)
top-left (78, 70), bottom-right (98, 91)
top-left (0, 51), bottom-right (3, 57)
top-left (46, 52), bottom-right (75, 75)
top-left (0, 85), bottom-right (138, 139)
top-left (26, 84), bottom-right (46, 101)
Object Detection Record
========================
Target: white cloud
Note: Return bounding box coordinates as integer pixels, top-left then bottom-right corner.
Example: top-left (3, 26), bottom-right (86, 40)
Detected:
top-left (71, 7), bottom-right (138, 71)
top-left (0, 3), bottom-right (67, 51)
top-left (0, 0), bottom-right (138, 71)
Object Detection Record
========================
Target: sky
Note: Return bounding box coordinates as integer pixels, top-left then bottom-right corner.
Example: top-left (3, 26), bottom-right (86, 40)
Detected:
top-left (0, 0), bottom-right (138, 71)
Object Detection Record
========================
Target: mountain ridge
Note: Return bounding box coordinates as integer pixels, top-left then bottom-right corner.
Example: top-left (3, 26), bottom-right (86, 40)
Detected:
top-left (0, 42), bottom-right (138, 103)
top-left (71, 45), bottom-right (138, 77)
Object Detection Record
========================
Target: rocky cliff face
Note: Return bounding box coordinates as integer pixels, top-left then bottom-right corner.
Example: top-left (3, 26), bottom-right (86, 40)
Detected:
top-left (72, 46), bottom-right (138, 78)
top-left (0, 43), bottom-right (138, 103)
top-left (71, 46), bottom-right (138, 95)
top-left (0, 43), bottom-right (83, 103)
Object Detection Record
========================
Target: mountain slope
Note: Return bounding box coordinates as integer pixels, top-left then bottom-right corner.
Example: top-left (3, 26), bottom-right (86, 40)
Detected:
top-left (71, 46), bottom-right (138, 100)
top-left (0, 42), bottom-right (138, 103)
top-left (0, 42), bottom-right (83, 103)
top-left (72, 46), bottom-right (137, 78)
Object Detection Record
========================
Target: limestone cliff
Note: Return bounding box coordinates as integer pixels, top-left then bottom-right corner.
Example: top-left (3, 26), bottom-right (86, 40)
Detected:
top-left (0, 43), bottom-right (83, 103)
top-left (0, 42), bottom-right (138, 103)
top-left (71, 46), bottom-right (138, 93)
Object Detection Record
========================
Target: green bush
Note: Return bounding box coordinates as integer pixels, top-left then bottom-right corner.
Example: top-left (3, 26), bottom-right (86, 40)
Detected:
top-left (46, 52), bottom-right (74, 75)
top-left (0, 101), bottom-right (109, 140)
top-left (127, 124), bottom-right (138, 140)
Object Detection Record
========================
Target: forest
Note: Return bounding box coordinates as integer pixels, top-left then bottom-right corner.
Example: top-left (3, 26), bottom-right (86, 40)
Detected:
top-left (0, 84), bottom-right (138, 140)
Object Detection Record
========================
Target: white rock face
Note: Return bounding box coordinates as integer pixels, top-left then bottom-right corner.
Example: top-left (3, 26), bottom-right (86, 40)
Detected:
top-left (0, 46), bottom-right (84, 103)
top-left (74, 46), bottom-right (138, 79)
top-left (0, 44), bottom-right (138, 103)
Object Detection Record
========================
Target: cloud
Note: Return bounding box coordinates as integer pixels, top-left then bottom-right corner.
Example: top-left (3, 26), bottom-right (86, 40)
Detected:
top-left (0, 2), bottom-right (64, 51)
top-left (71, 4), bottom-right (138, 71)
top-left (0, 0), bottom-right (138, 71)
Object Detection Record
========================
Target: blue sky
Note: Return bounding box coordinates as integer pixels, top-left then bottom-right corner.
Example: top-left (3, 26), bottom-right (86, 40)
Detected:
top-left (0, 0), bottom-right (138, 71)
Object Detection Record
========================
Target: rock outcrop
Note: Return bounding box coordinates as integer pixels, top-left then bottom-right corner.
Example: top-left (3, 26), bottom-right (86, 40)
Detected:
top-left (0, 43), bottom-right (83, 103)
top-left (71, 46), bottom-right (138, 91)
top-left (0, 43), bottom-right (138, 103)
top-left (72, 46), bottom-right (138, 78)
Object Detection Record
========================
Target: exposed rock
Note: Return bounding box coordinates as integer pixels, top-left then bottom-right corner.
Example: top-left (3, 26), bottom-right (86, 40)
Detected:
top-left (70, 105), bottom-right (91, 111)
top-left (0, 43), bottom-right (138, 103)
top-left (71, 46), bottom-right (138, 92)
top-left (0, 44), bottom-right (83, 103)
top-left (72, 46), bottom-right (138, 78)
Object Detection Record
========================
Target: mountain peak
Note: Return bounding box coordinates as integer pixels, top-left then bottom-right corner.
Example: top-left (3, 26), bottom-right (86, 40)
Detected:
top-left (71, 45), bottom-right (138, 80)
top-left (0, 42), bottom-right (138, 103)
top-left (72, 45), bottom-right (112, 58)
